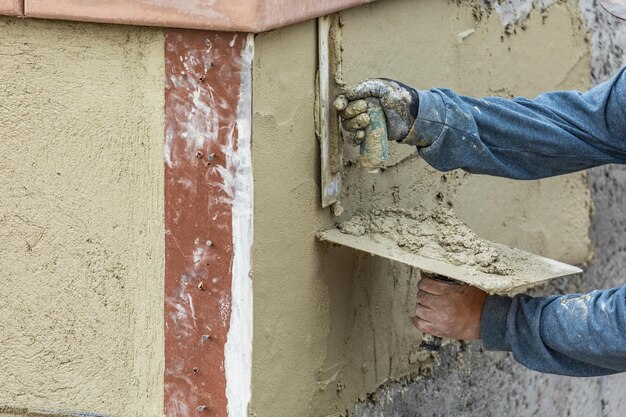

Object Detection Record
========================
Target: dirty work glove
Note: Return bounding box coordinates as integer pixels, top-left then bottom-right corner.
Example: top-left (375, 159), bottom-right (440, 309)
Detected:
top-left (335, 78), bottom-right (421, 145)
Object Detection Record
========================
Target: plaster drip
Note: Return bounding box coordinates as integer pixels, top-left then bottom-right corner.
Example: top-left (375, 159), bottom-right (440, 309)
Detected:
top-left (224, 34), bottom-right (254, 417)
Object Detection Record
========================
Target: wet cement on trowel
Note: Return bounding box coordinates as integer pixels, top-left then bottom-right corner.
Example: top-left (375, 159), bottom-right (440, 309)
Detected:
top-left (337, 206), bottom-right (558, 292)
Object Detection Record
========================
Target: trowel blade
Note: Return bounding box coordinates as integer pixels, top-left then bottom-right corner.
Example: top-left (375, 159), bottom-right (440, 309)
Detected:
top-left (317, 229), bottom-right (582, 294)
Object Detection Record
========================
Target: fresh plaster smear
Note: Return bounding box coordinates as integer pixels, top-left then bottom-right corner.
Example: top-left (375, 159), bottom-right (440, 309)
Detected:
top-left (333, 1), bottom-right (592, 413)
top-left (340, 208), bottom-right (514, 275)
top-left (0, 18), bottom-right (164, 416)
top-left (224, 34), bottom-right (254, 417)
top-left (250, 1), bottom-right (593, 416)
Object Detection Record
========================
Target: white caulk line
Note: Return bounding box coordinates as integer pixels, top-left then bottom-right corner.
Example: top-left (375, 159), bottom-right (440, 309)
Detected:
top-left (224, 34), bottom-right (254, 417)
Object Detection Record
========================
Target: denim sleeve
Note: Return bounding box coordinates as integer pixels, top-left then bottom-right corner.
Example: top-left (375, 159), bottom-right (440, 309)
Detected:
top-left (409, 67), bottom-right (626, 180)
top-left (480, 284), bottom-right (626, 376)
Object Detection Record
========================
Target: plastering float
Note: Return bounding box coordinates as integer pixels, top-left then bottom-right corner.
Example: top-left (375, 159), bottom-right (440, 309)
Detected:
top-left (317, 15), bottom-right (344, 212)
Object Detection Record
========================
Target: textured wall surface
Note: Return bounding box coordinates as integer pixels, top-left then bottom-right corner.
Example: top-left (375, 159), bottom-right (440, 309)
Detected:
top-left (0, 18), bottom-right (165, 416)
top-left (250, 0), bottom-right (603, 416)
top-left (251, 20), bottom-right (336, 417)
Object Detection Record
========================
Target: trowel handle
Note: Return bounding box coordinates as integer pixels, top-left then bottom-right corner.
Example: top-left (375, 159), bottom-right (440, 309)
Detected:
top-left (420, 335), bottom-right (443, 351)
top-left (359, 97), bottom-right (389, 173)
top-left (425, 273), bottom-right (459, 285)
top-left (419, 273), bottom-right (461, 352)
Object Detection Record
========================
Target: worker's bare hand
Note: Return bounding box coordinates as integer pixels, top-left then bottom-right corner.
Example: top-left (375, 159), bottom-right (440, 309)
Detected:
top-left (411, 272), bottom-right (488, 340)
top-left (334, 78), bottom-right (420, 144)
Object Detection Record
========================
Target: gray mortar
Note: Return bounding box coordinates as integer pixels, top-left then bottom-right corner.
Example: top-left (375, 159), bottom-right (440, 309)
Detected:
top-left (352, 2), bottom-right (626, 416)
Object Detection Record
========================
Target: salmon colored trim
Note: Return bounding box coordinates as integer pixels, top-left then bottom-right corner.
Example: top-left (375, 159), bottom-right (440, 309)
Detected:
top-left (256, 0), bottom-right (375, 31)
top-left (22, 0), bottom-right (376, 32)
top-left (164, 30), bottom-right (250, 416)
top-left (0, 0), bottom-right (23, 16)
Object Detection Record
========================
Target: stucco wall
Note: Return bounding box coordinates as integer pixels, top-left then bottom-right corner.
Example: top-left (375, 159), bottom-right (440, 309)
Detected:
top-left (0, 18), bottom-right (165, 416)
top-left (251, 1), bottom-right (596, 416)
top-left (251, 19), bottom-right (330, 417)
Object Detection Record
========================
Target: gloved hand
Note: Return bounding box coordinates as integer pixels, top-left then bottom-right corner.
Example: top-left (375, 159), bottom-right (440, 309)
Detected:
top-left (335, 78), bottom-right (420, 145)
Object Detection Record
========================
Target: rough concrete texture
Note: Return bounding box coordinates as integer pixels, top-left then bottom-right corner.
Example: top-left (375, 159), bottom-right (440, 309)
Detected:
top-left (0, 18), bottom-right (165, 416)
top-left (250, 0), bottom-right (603, 416)
top-left (352, 1), bottom-right (626, 416)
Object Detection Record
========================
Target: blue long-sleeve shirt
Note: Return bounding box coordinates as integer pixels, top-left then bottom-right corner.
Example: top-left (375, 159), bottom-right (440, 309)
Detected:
top-left (412, 67), bottom-right (626, 376)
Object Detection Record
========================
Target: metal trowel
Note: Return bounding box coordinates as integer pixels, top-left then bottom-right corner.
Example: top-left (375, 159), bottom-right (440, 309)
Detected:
top-left (318, 218), bottom-right (582, 351)
top-left (317, 228), bottom-right (582, 294)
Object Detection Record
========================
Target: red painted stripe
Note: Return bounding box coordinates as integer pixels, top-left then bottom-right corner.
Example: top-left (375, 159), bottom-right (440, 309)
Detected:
top-left (164, 30), bottom-right (247, 417)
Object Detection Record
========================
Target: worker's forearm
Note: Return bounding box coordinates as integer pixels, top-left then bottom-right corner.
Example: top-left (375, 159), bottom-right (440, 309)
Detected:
top-left (480, 284), bottom-right (626, 376)
top-left (412, 67), bottom-right (626, 179)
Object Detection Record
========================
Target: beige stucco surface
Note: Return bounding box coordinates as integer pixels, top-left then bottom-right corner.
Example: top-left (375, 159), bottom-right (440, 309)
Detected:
top-left (251, 20), bottom-right (334, 417)
top-left (0, 18), bottom-right (165, 417)
top-left (251, 1), bottom-right (593, 416)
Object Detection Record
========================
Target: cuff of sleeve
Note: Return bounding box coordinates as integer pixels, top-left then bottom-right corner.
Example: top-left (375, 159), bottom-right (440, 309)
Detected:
top-left (480, 295), bottom-right (513, 352)
top-left (401, 90), bottom-right (447, 147)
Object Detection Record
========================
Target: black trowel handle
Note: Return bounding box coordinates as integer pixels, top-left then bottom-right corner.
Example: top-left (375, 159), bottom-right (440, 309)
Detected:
top-left (420, 336), bottom-right (443, 351)
top-left (419, 272), bottom-right (461, 351)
